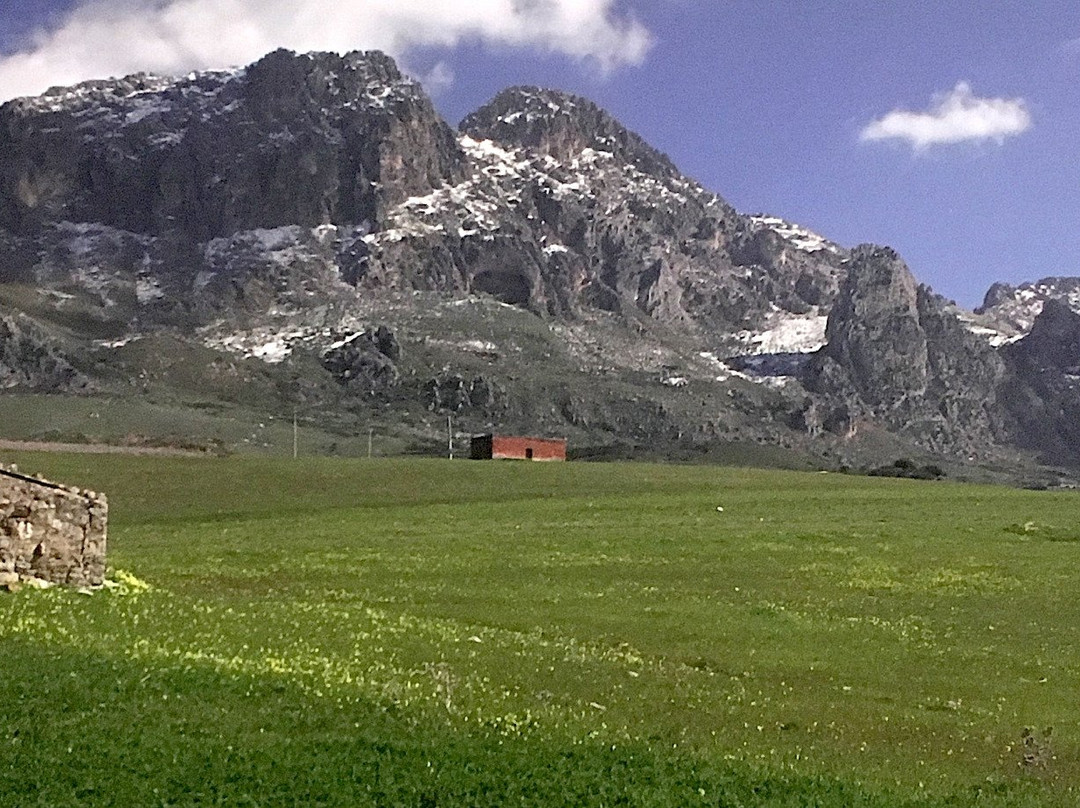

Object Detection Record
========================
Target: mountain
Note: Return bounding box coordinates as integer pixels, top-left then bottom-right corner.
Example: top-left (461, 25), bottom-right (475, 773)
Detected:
top-left (0, 48), bottom-right (1076, 481)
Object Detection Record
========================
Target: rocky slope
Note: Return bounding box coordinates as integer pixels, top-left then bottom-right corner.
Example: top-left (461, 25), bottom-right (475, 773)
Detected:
top-left (0, 314), bottom-right (88, 391)
top-left (0, 48), bottom-right (1077, 475)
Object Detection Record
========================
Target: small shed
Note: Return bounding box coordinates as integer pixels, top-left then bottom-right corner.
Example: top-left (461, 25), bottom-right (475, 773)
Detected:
top-left (470, 434), bottom-right (567, 462)
top-left (0, 465), bottom-right (107, 588)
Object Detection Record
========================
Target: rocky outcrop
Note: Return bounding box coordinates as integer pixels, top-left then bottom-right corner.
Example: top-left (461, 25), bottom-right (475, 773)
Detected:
top-left (0, 314), bottom-right (88, 391)
top-left (426, 373), bottom-right (500, 413)
top-left (321, 326), bottom-right (401, 393)
top-left (976, 277), bottom-right (1080, 335)
top-left (1000, 300), bottom-right (1080, 463)
top-left (807, 246), bottom-right (928, 408)
top-left (804, 246), bottom-right (1007, 455)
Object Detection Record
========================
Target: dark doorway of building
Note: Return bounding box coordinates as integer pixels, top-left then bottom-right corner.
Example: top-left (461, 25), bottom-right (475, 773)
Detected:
top-left (525, 448), bottom-right (534, 459)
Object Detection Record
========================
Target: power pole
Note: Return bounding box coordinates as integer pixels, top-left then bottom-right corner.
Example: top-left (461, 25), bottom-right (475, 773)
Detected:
top-left (293, 410), bottom-right (298, 459)
top-left (447, 414), bottom-right (454, 460)
top-left (367, 428), bottom-right (373, 459)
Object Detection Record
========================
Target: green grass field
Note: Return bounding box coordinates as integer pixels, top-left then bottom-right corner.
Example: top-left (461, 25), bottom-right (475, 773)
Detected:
top-left (2, 453), bottom-right (1079, 806)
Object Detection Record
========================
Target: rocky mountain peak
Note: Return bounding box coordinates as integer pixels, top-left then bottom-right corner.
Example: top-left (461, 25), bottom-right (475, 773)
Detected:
top-left (460, 86), bottom-right (679, 179)
top-left (810, 244), bottom-right (927, 407)
top-left (975, 276), bottom-right (1080, 337)
top-left (999, 298), bottom-right (1080, 464)
top-left (0, 48), bottom-right (463, 240)
top-left (980, 281), bottom-right (1018, 311)
top-left (804, 245), bottom-right (1007, 455)
top-left (240, 48), bottom-right (422, 115)
top-left (1005, 299), bottom-right (1080, 372)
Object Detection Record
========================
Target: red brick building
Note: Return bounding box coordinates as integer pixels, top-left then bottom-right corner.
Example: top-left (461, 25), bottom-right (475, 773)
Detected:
top-left (470, 434), bottom-right (567, 461)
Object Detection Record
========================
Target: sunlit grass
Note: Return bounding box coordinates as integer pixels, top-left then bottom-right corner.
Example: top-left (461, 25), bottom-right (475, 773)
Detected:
top-left (1, 453), bottom-right (1078, 805)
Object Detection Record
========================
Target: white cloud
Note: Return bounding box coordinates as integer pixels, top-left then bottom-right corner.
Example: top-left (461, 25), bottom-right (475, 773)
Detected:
top-left (0, 0), bottom-right (653, 101)
top-left (415, 61), bottom-right (455, 98)
top-left (860, 82), bottom-right (1032, 150)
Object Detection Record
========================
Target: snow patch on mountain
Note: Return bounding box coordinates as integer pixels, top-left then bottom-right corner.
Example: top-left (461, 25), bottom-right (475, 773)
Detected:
top-left (203, 324), bottom-right (321, 364)
top-left (950, 308), bottom-right (1023, 348)
top-left (366, 132), bottom-right (716, 256)
top-left (749, 216), bottom-right (840, 254)
top-left (203, 226), bottom-right (319, 269)
top-left (734, 311), bottom-right (828, 354)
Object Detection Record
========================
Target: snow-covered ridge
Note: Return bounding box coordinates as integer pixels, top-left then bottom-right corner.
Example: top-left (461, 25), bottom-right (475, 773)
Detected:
top-left (977, 279), bottom-right (1080, 336)
top-left (749, 216), bottom-right (840, 254)
top-left (365, 132), bottom-right (716, 253)
top-left (497, 88), bottom-right (577, 122)
top-left (8, 52), bottom-right (419, 131)
top-left (9, 69), bottom-right (243, 117)
top-left (371, 136), bottom-right (517, 242)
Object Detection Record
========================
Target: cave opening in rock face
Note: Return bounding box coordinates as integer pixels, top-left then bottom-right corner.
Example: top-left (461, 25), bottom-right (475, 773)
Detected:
top-left (472, 268), bottom-right (533, 308)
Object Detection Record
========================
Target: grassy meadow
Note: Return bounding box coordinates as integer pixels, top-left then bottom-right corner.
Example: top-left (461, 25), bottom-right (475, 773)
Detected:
top-left (1, 453), bottom-right (1079, 806)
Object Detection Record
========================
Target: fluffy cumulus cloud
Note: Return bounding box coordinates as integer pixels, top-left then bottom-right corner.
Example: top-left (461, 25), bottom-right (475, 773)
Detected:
top-left (0, 0), bottom-right (653, 101)
top-left (861, 82), bottom-right (1032, 150)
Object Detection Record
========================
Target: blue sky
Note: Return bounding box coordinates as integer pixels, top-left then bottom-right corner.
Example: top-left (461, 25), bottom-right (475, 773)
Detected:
top-left (1, 1), bottom-right (1078, 308)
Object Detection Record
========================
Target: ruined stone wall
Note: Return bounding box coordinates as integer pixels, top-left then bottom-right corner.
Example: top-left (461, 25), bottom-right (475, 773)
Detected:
top-left (0, 466), bottom-right (107, 587)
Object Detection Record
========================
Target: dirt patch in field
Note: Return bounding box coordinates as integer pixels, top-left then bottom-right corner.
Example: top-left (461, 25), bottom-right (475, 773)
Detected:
top-left (0, 439), bottom-right (205, 457)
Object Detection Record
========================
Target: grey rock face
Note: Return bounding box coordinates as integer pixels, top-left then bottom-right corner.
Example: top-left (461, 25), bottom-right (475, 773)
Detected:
top-left (1005, 299), bottom-right (1080, 373)
top-left (426, 374), bottom-right (501, 414)
top-left (452, 88), bottom-right (846, 330)
top-left (808, 246), bottom-right (929, 407)
top-left (804, 246), bottom-right (1007, 455)
top-left (322, 326), bottom-right (401, 393)
top-left (976, 277), bottom-right (1080, 336)
top-left (1000, 300), bottom-right (1080, 463)
top-left (0, 49), bottom-right (462, 241)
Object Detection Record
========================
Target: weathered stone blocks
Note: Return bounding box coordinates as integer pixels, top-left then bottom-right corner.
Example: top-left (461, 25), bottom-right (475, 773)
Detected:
top-left (0, 466), bottom-right (107, 587)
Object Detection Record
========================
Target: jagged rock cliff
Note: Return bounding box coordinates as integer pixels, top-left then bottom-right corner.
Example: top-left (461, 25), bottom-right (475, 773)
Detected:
top-left (999, 300), bottom-right (1080, 463)
top-left (0, 50), bottom-right (462, 240)
top-left (0, 49), bottom-right (843, 341)
top-left (803, 246), bottom-right (1008, 456)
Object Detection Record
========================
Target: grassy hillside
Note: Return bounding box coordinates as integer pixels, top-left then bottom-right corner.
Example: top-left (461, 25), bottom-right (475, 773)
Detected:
top-left (1, 453), bottom-right (1078, 806)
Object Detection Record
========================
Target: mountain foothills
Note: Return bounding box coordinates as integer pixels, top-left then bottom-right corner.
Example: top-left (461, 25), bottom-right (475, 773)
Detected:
top-left (0, 49), bottom-right (1077, 479)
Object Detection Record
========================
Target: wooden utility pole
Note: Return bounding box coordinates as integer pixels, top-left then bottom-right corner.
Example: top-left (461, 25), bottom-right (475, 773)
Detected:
top-left (293, 411), bottom-right (298, 459)
top-left (447, 415), bottom-right (454, 459)
top-left (367, 428), bottom-right (373, 459)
